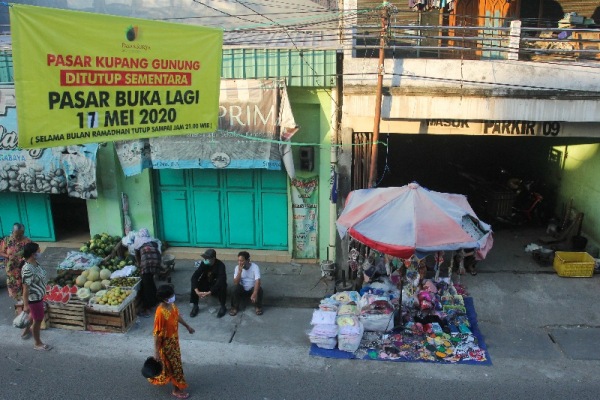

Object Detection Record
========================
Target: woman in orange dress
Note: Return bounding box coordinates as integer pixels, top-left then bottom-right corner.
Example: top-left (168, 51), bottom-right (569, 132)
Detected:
top-left (149, 284), bottom-right (195, 399)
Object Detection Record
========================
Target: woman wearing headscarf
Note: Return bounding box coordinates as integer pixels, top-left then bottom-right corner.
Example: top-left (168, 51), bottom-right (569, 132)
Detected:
top-left (134, 228), bottom-right (161, 318)
top-left (21, 242), bottom-right (51, 350)
top-left (148, 284), bottom-right (194, 399)
top-left (0, 223), bottom-right (31, 302)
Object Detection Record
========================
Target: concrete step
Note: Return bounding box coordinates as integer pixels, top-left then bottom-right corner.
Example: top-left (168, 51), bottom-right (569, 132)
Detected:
top-left (164, 246), bottom-right (318, 265)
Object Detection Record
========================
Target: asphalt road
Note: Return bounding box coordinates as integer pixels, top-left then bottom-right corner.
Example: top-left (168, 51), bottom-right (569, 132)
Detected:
top-left (2, 325), bottom-right (600, 400)
top-left (3, 227), bottom-right (600, 399)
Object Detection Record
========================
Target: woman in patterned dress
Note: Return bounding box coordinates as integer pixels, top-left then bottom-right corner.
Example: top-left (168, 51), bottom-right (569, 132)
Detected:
top-left (0, 223), bottom-right (31, 302)
top-left (149, 284), bottom-right (195, 399)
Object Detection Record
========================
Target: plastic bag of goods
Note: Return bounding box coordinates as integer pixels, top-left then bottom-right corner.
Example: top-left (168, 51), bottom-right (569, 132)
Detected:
top-left (310, 310), bottom-right (336, 325)
top-left (359, 299), bottom-right (395, 332)
top-left (331, 291), bottom-right (360, 304)
top-left (336, 315), bottom-right (361, 336)
top-left (309, 336), bottom-right (337, 350)
top-left (359, 313), bottom-right (395, 332)
top-left (338, 322), bottom-right (364, 353)
top-left (337, 303), bottom-right (359, 316)
top-left (308, 324), bottom-right (338, 349)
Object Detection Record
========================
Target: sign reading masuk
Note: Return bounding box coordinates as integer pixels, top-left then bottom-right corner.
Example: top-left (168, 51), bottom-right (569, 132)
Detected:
top-left (10, 4), bottom-right (223, 148)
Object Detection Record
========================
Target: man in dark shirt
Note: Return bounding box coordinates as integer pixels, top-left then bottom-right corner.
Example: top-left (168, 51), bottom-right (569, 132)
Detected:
top-left (190, 248), bottom-right (227, 318)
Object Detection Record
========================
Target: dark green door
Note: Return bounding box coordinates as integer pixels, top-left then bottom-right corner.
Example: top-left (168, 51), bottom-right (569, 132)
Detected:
top-left (0, 193), bottom-right (55, 241)
top-left (155, 169), bottom-right (288, 249)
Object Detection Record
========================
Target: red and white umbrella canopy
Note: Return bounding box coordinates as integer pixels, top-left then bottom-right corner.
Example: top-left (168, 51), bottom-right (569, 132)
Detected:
top-left (336, 183), bottom-right (493, 259)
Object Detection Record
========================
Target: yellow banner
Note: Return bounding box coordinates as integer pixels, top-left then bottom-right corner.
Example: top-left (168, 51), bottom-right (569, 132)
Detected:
top-left (10, 4), bottom-right (223, 148)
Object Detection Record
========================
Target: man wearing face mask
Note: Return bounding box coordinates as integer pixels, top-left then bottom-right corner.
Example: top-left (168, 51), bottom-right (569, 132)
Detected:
top-left (189, 249), bottom-right (227, 318)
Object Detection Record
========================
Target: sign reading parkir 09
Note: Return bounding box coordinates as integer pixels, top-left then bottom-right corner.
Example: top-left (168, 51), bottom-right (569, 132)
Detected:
top-left (10, 4), bottom-right (223, 148)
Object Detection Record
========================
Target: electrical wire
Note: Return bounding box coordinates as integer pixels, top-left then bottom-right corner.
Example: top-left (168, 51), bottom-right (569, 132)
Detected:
top-left (214, 129), bottom-right (387, 148)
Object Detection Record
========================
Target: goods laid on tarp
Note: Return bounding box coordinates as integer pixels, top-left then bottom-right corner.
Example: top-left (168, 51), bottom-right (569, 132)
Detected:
top-left (309, 274), bottom-right (488, 363)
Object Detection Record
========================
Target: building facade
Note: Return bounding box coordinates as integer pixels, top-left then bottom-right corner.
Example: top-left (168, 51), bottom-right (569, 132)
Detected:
top-left (336, 0), bottom-right (600, 267)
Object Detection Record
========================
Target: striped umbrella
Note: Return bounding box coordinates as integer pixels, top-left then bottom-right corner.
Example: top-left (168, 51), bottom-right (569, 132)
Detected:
top-left (336, 182), bottom-right (493, 259)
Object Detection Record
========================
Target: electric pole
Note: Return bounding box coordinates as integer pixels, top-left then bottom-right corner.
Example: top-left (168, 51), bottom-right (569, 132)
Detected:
top-left (367, 1), bottom-right (391, 188)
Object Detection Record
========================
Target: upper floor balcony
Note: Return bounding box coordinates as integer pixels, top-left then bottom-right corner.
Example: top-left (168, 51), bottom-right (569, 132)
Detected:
top-left (342, 2), bottom-right (600, 122)
top-left (345, 2), bottom-right (600, 62)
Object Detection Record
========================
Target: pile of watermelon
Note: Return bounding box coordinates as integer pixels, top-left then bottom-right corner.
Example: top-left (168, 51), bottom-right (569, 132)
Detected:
top-left (43, 285), bottom-right (78, 304)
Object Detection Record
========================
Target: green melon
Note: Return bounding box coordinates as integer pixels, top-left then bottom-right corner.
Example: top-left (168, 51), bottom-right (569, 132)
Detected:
top-left (76, 288), bottom-right (91, 301)
top-left (84, 280), bottom-right (93, 289)
top-left (89, 281), bottom-right (102, 293)
top-left (99, 269), bottom-right (112, 280)
top-left (101, 279), bottom-right (111, 289)
top-left (87, 270), bottom-right (100, 282)
top-left (75, 275), bottom-right (87, 287)
top-left (81, 270), bottom-right (90, 278)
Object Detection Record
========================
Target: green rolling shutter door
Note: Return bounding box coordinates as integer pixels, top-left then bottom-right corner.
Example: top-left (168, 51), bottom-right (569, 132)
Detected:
top-left (155, 169), bottom-right (287, 249)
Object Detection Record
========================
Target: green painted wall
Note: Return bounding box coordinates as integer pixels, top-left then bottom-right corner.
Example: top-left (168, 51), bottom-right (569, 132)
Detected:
top-left (118, 168), bottom-right (156, 238)
top-left (88, 144), bottom-right (156, 238)
top-left (289, 87), bottom-right (334, 260)
top-left (86, 143), bottom-right (124, 237)
top-left (555, 143), bottom-right (600, 252)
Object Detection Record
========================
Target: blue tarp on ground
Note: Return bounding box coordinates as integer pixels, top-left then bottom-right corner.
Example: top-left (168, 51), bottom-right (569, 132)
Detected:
top-left (309, 296), bottom-right (492, 365)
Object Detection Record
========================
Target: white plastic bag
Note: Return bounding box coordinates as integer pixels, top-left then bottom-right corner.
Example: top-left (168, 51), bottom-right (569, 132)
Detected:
top-left (13, 311), bottom-right (31, 329)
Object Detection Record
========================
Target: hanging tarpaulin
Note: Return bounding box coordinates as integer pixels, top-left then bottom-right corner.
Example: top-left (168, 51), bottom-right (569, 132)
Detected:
top-left (291, 176), bottom-right (319, 259)
top-left (0, 102), bottom-right (99, 198)
top-left (115, 79), bottom-right (298, 176)
top-left (10, 4), bottom-right (222, 148)
top-left (279, 81), bottom-right (298, 179)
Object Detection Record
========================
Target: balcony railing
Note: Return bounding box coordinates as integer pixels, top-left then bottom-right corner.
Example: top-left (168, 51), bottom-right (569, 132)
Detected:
top-left (352, 23), bottom-right (600, 63)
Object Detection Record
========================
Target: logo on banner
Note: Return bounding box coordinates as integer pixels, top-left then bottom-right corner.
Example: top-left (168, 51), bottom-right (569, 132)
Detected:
top-left (126, 25), bottom-right (138, 41)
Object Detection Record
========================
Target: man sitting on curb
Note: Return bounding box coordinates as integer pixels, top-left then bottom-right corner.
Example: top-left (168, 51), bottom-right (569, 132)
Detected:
top-left (190, 248), bottom-right (227, 318)
top-left (230, 251), bottom-right (263, 316)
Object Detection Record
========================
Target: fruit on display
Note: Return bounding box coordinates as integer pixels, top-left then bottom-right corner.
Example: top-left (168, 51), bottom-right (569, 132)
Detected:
top-left (109, 277), bottom-right (140, 288)
top-left (75, 275), bottom-right (87, 287)
top-left (101, 279), bottom-right (111, 289)
top-left (43, 284), bottom-right (74, 303)
top-left (102, 256), bottom-right (132, 273)
top-left (48, 269), bottom-right (79, 287)
top-left (89, 281), bottom-right (103, 293)
top-left (80, 233), bottom-right (123, 258)
top-left (99, 268), bottom-right (112, 280)
top-left (76, 288), bottom-right (92, 301)
top-left (75, 266), bottom-right (112, 289)
top-left (93, 287), bottom-right (132, 307)
top-left (87, 269), bottom-right (100, 282)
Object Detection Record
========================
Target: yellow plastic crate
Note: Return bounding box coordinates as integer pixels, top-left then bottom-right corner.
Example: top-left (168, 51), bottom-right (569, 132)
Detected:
top-left (553, 251), bottom-right (594, 278)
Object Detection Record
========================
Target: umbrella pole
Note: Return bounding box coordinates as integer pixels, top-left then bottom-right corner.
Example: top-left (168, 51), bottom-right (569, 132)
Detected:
top-left (395, 268), bottom-right (404, 331)
top-left (450, 251), bottom-right (456, 284)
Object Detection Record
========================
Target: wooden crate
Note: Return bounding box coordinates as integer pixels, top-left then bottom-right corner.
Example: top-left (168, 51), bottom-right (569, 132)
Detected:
top-left (85, 300), bottom-right (136, 333)
top-left (47, 300), bottom-right (87, 331)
